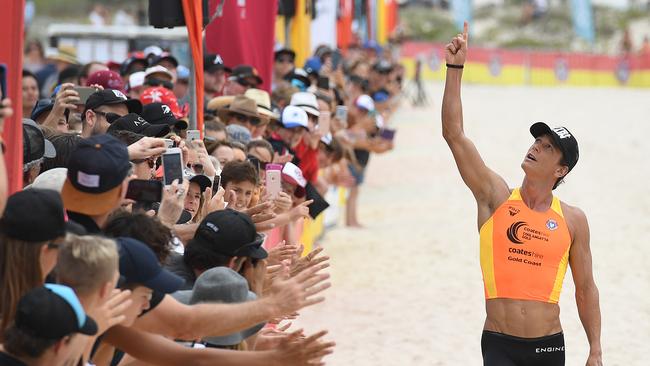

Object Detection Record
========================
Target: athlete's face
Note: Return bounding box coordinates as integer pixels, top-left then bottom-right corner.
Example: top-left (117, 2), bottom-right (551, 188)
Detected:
top-left (522, 134), bottom-right (568, 181)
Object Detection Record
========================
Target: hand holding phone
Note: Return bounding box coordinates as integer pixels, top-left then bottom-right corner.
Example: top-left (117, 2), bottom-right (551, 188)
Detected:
top-left (162, 148), bottom-right (183, 186)
top-left (317, 111), bottom-right (331, 135)
top-left (72, 86), bottom-right (98, 106)
top-left (335, 105), bottom-right (348, 124)
top-left (379, 128), bottom-right (396, 141)
top-left (265, 167), bottom-right (282, 199)
top-left (186, 130), bottom-right (201, 144)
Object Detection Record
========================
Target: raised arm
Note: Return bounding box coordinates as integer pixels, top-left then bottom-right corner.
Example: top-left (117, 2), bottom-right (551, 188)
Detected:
top-left (441, 23), bottom-right (508, 208)
top-left (567, 206), bottom-right (602, 366)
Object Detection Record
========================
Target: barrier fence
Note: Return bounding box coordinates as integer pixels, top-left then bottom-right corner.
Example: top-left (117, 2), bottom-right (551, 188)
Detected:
top-left (401, 41), bottom-right (650, 88)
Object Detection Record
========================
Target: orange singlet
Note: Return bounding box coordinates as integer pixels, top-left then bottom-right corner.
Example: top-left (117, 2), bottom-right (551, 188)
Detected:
top-left (480, 188), bottom-right (572, 304)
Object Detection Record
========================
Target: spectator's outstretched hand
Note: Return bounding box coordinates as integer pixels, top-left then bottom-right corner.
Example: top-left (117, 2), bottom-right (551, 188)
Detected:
top-left (157, 179), bottom-right (189, 227)
top-left (290, 246), bottom-right (330, 278)
top-left (445, 21), bottom-right (469, 66)
top-left (88, 289), bottom-right (132, 334)
top-left (267, 241), bottom-right (300, 266)
top-left (128, 137), bottom-right (167, 160)
top-left (265, 260), bottom-right (330, 315)
top-left (272, 329), bottom-right (335, 366)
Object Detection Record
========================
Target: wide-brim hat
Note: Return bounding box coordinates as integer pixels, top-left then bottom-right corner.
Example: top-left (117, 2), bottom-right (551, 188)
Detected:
top-left (173, 267), bottom-right (265, 346)
top-left (206, 96), bottom-right (235, 114)
top-left (244, 89), bottom-right (279, 122)
top-left (47, 45), bottom-right (79, 65)
top-left (217, 95), bottom-right (259, 122)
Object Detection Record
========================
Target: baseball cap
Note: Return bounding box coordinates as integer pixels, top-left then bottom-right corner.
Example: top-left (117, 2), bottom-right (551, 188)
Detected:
top-left (31, 98), bottom-right (69, 122)
top-left (128, 71), bottom-right (146, 90)
top-left (281, 162), bottom-right (307, 198)
top-left (61, 134), bottom-right (131, 216)
top-left (355, 94), bottom-right (375, 113)
top-left (120, 55), bottom-right (148, 76)
top-left (85, 89), bottom-right (142, 115)
top-left (290, 92), bottom-right (320, 117)
top-left (204, 54), bottom-right (232, 74)
top-left (143, 45), bottom-right (163, 58)
top-left (226, 124), bottom-right (252, 145)
top-left (529, 122), bottom-right (580, 172)
top-left (189, 210), bottom-right (268, 260)
top-left (23, 119), bottom-right (56, 167)
top-left (230, 65), bottom-right (263, 85)
top-left (274, 48), bottom-right (296, 62)
top-left (107, 113), bottom-right (170, 138)
top-left (284, 68), bottom-right (311, 91)
top-left (280, 106), bottom-right (309, 130)
top-left (188, 173), bottom-right (212, 193)
top-left (176, 65), bottom-right (190, 80)
top-left (117, 237), bottom-right (184, 293)
top-left (151, 52), bottom-right (179, 68)
top-left (372, 59), bottom-right (394, 74)
top-left (304, 57), bottom-right (322, 76)
top-left (144, 65), bottom-right (173, 81)
top-left (141, 102), bottom-right (188, 130)
top-left (15, 284), bottom-right (97, 339)
top-left (27, 167), bottom-right (68, 192)
top-left (0, 189), bottom-right (69, 242)
top-left (140, 87), bottom-right (184, 118)
top-left (87, 70), bottom-right (125, 92)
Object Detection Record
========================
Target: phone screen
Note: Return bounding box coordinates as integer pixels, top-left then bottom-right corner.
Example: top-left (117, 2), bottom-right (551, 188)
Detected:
top-left (162, 149), bottom-right (183, 185)
top-left (335, 106), bottom-right (347, 122)
top-left (126, 179), bottom-right (163, 202)
top-left (331, 50), bottom-right (342, 70)
top-left (186, 130), bottom-right (201, 143)
top-left (317, 111), bottom-right (331, 134)
top-left (212, 175), bottom-right (222, 190)
top-left (317, 76), bottom-right (330, 90)
top-left (380, 128), bottom-right (396, 141)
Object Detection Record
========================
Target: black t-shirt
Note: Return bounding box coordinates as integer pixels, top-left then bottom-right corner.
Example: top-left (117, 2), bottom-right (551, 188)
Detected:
top-left (165, 253), bottom-right (196, 291)
top-left (0, 352), bottom-right (27, 366)
top-left (67, 211), bottom-right (102, 234)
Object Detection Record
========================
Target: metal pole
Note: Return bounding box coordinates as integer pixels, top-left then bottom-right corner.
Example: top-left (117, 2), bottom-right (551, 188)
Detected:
top-left (188, 44), bottom-right (198, 130)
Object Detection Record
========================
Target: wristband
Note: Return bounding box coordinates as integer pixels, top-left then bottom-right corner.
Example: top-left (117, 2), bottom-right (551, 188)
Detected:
top-left (446, 63), bottom-right (464, 69)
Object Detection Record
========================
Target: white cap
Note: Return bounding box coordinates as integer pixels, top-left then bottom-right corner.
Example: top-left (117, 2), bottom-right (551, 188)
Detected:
top-left (355, 94), bottom-right (375, 113)
top-left (281, 106), bottom-right (309, 130)
top-left (281, 162), bottom-right (307, 198)
top-left (143, 45), bottom-right (163, 57)
top-left (290, 92), bottom-right (320, 117)
top-left (144, 65), bottom-right (173, 81)
top-left (128, 71), bottom-right (146, 89)
top-left (27, 168), bottom-right (68, 192)
top-left (320, 133), bottom-right (333, 146)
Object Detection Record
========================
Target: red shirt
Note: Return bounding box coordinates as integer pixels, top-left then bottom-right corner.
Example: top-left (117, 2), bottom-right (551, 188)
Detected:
top-left (294, 139), bottom-right (319, 183)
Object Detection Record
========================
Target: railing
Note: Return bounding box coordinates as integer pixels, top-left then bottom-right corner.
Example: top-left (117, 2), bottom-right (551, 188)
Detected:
top-left (401, 41), bottom-right (650, 87)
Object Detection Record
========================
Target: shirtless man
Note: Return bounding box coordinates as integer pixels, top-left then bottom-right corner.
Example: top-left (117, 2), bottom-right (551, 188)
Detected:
top-left (442, 23), bottom-right (602, 366)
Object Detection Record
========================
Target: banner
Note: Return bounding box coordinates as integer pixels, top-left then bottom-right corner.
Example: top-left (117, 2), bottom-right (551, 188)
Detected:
top-left (337, 0), bottom-right (354, 50)
top-left (451, 0), bottom-right (472, 32)
top-left (290, 0), bottom-right (312, 67)
top-left (205, 0), bottom-right (278, 92)
top-left (0, 0), bottom-right (25, 194)
top-left (570, 0), bottom-right (595, 44)
top-left (311, 0), bottom-right (338, 53)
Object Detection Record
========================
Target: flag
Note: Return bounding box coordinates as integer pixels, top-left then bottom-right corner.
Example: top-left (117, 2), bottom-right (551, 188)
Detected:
top-left (570, 0), bottom-right (595, 44)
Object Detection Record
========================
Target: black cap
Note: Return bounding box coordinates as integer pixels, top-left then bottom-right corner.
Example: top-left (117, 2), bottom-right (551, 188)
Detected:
top-left (372, 60), bottom-right (394, 74)
top-left (85, 89), bottom-right (142, 115)
top-left (141, 102), bottom-right (188, 130)
top-left (61, 134), bottom-right (131, 216)
top-left (230, 65), bottom-right (263, 85)
top-left (274, 48), bottom-right (296, 61)
top-left (152, 53), bottom-right (179, 68)
top-left (189, 210), bottom-right (267, 259)
top-left (107, 113), bottom-right (170, 138)
top-left (16, 285), bottom-right (98, 339)
top-left (530, 122), bottom-right (580, 172)
top-left (0, 189), bottom-right (68, 242)
top-left (204, 54), bottom-right (232, 74)
top-left (117, 237), bottom-right (184, 293)
top-left (23, 119), bottom-right (56, 167)
top-left (120, 56), bottom-right (148, 76)
top-left (188, 174), bottom-right (212, 193)
top-left (284, 68), bottom-right (311, 89)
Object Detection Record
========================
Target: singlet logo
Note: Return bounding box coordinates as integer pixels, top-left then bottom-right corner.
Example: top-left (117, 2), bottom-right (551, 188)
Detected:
top-left (508, 206), bottom-right (520, 216)
top-left (546, 219), bottom-right (558, 231)
top-left (507, 221), bottom-right (528, 244)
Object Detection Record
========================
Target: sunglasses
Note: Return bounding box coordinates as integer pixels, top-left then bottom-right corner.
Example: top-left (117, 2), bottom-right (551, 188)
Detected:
top-left (48, 242), bottom-right (62, 249)
top-left (276, 57), bottom-right (294, 64)
top-left (93, 110), bottom-right (123, 122)
top-left (132, 157), bottom-right (157, 169)
top-left (144, 78), bottom-right (174, 90)
top-left (235, 78), bottom-right (257, 88)
top-left (230, 113), bottom-right (261, 126)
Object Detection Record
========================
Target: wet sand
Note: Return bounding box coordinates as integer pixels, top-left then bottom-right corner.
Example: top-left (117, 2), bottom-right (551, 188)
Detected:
top-left (295, 82), bottom-right (650, 365)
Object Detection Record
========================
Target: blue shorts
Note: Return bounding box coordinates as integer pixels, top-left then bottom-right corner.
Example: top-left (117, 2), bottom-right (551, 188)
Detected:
top-left (348, 163), bottom-right (365, 186)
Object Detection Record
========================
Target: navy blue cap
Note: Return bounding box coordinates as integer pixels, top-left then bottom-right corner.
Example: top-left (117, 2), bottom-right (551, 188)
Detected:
top-left (16, 284), bottom-right (98, 339)
top-left (61, 134), bottom-right (131, 216)
top-left (117, 237), bottom-right (184, 293)
top-left (189, 210), bottom-right (267, 260)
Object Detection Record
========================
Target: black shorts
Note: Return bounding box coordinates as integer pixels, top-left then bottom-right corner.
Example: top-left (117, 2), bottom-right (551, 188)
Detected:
top-left (481, 330), bottom-right (565, 366)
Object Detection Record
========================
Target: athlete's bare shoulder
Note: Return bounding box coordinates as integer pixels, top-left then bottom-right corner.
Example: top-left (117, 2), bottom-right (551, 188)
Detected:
top-left (560, 201), bottom-right (589, 242)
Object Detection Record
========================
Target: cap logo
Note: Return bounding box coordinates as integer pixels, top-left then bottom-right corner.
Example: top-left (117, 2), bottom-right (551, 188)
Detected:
top-left (111, 90), bottom-right (127, 100)
top-left (134, 116), bottom-right (146, 126)
top-left (206, 222), bottom-right (219, 233)
top-left (77, 171), bottom-right (100, 188)
top-left (214, 55), bottom-right (224, 65)
top-left (553, 127), bottom-right (571, 139)
top-left (144, 90), bottom-right (163, 103)
top-left (162, 104), bottom-right (171, 115)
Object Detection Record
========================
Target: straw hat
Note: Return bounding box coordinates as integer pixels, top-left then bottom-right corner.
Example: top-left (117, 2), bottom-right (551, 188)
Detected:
top-left (47, 45), bottom-right (79, 65)
top-left (245, 88), bottom-right (279, 123)
top-left (206, 95), bottom-right (235, 113)
top-left (217, 95), bottom-right (259, 123)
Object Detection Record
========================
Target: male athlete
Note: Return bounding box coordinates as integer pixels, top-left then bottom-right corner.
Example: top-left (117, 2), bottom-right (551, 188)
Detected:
top-left (442, 23), bottom-right (602, 366)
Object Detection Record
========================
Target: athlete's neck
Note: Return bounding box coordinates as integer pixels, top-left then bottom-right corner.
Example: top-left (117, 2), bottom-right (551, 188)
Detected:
top-left (519, 177), bottom-right (554, 212)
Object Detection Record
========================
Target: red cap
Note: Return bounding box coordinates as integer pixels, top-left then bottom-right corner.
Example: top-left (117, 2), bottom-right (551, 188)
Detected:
top-left (140, 87), bottom-right (183, 119)
top-left (87, 70), bottom-right (124, 92)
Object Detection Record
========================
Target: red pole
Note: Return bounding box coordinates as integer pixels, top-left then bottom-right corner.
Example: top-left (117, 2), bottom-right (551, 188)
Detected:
top-left (0, 0), bottom-right (25, 195)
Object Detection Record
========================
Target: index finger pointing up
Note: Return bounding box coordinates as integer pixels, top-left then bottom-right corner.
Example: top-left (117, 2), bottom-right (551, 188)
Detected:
top-left (463, 21), bottom-right (469, 45)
